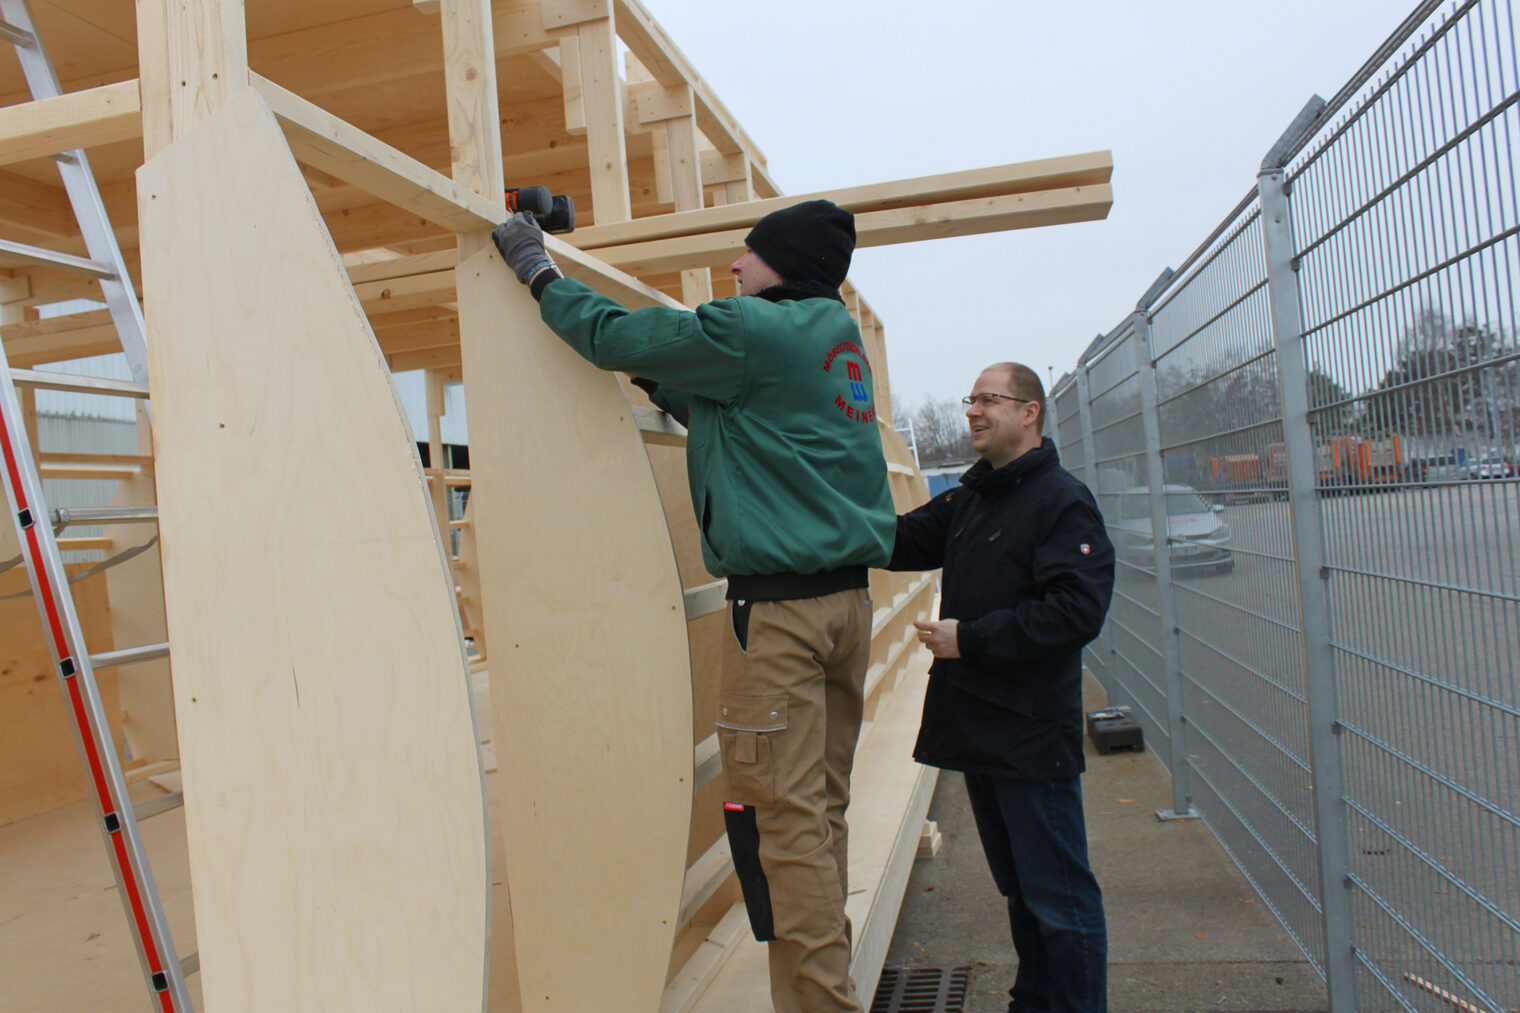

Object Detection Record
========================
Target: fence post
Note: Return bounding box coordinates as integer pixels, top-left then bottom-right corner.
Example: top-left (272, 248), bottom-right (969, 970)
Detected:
top-left (1133, 309), bottom-right (1199, 821)
top-left (1258, 109), bottom-right (1357, 1012)
top-left (1074, 364), bottom-right (1119, 705)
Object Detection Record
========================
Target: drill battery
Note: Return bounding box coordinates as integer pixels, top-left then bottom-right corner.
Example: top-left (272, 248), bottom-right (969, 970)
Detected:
top-left (504, 185), bottom-right (576, 233)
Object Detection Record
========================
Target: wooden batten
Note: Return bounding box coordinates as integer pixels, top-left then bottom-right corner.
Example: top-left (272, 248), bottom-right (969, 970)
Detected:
top-left (0, 80), bottom-right (141, 166)
top-left (573, 149), bottom-right (1114, 249)
top-left (588, 184), bottom-right (1115, 275)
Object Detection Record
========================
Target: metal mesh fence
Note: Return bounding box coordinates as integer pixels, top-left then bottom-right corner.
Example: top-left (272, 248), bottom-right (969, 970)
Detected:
top-left (1052, 3), bottom-right (1519, 1010)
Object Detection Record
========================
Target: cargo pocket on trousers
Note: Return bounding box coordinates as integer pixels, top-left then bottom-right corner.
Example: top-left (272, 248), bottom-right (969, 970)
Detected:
top-left (715, 693), bottom-right (788, 804)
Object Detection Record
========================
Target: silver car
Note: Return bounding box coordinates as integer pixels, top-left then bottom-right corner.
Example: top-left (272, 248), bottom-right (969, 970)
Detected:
top-left (1108, 485), bottom-right (1234, 575)
top-left (1468, 453), bottom-right (1513, 480)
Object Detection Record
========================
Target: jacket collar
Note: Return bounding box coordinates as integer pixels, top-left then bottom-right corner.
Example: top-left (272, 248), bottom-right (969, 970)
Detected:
top-left (752, 281), bottom-right (845, 304)
top-left (960, 437), bottom-right (1059, 494)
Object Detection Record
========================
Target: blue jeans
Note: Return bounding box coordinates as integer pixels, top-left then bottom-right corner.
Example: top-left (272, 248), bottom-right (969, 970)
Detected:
top-left (963, 772), bottom-right (1108, 1013)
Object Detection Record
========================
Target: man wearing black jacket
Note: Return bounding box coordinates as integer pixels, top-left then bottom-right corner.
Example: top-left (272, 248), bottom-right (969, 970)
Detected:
top-left (889, 362), bottom-right (1115, 1013)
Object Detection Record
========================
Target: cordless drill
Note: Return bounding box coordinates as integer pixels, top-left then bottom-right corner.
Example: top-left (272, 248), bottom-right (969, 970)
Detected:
top-left (504, 186), bottom-right (576, 234)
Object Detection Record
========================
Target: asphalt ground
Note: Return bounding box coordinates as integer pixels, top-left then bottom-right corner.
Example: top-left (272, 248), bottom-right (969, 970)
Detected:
top-left (879, 673), bottom-right (1331, 1013)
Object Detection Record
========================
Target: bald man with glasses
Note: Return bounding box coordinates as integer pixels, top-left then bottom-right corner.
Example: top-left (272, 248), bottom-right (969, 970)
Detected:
top-left (888, 361), bottom-right (1116, 1013)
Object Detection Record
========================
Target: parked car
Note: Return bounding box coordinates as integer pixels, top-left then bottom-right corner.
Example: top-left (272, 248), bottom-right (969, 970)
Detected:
top-left (1468, 452), bottom-right (1514, 480)
top-left (1107, 485), bottom-right (1234, 575)
top-left (1410, 454), bottom-right (1467, 483)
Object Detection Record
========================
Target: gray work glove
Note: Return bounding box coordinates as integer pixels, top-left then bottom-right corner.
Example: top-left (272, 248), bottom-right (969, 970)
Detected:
top-left (492, 212), bottom-right (561, 296)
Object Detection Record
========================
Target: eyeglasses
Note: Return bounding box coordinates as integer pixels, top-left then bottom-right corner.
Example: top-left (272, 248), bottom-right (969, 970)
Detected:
top-left (961, 392), bottom-right (1033, 408)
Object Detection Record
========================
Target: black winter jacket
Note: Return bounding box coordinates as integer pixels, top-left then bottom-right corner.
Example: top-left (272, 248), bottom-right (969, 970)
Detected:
top-left (889, 439), bottom-right (1115, 779)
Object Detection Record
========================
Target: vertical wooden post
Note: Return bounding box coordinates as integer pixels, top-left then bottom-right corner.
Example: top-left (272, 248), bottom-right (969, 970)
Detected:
top-left (440, 0), bottom-right (505, 201)
top-left (437, 0), bottom-right (502, 566)
top-left (134, 0), bottom-right (250, 159)
top-left (544, 0), bottom-right (630, 224)
top-left (425, 368), bottom-right (454, 553)
top-left (435, 6), bottom-right (524, 1009)
top-left (633, 80), bottom-right (711, 305)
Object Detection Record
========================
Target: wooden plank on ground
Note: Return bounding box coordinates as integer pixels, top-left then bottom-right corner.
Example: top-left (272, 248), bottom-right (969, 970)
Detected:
top-left (455, 233), bottom-right (691, 1011)
top-left (136, 86), bottom-right (488, 1013)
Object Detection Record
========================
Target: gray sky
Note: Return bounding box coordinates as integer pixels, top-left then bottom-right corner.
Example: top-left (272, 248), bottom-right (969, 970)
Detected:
top-left (643, 0), bottom-right (1426, 410)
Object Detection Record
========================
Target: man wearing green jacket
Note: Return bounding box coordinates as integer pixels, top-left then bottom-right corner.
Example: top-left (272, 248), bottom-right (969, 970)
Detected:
top-left (494, 200), bottom-right (894, 1013)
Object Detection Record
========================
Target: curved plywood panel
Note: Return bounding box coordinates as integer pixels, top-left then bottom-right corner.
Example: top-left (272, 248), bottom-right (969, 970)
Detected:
top-left (136, 88), bottom-right (488, 1013)
top-left (456, 237), bottom-right (692, 1011)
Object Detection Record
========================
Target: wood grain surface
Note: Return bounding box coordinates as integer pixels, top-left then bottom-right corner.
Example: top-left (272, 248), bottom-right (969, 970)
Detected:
top-left (136, 87), bottom-right (489, 1013)
top-left (456, 233), bottom-right (692, 1011)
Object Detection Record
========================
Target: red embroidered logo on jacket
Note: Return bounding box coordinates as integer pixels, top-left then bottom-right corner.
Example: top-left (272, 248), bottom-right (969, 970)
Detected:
top-left (823, 341), bottom-right (876, 423)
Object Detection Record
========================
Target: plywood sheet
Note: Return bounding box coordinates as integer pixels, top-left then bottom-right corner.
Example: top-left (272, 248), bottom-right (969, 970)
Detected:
top-left (136, 87), bottom-right (487, 1013)
top-left (455, 235), bottom-right (691, 1011)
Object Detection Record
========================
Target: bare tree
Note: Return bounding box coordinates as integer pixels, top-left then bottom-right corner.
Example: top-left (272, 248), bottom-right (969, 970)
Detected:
top-left (910, 397), bottom-right (975, 465)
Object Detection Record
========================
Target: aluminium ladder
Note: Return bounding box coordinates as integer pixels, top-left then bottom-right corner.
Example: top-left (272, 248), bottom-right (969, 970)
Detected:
top-left (0, 1), bottom-right (194, 1010)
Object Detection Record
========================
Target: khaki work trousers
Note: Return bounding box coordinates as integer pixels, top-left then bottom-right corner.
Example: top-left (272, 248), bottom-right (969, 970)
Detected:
top-left (718, 589), bottom-right (873, 1013)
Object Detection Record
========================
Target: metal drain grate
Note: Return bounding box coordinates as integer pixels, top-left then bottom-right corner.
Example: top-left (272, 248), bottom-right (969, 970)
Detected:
top-left (870, 964), bottom-right (970, 1013)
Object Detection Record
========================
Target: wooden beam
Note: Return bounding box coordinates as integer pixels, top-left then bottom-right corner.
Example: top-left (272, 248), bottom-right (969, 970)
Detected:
top-left (204, 83), bottom-right (689, 313)
top-left (251, 74), bottom-right (500, 233)
top-left (371, 313), bottom-right (461, 357)
top-left (346, 249), bottom-right (457, 285)
top-left (0, 170), bottom-right (88, 239)
top-left (352, 269), bottom-right (458, 315)
top-left (0, 80), bottom-right (142, 166)
top-left (425, 369), bottom-right (454, 551)
top-left (631, 81), bottom-right (693, 124)
top-left (567, 10), bottom-right (632, 223)
top-left (387, 345), bottom-right (463, 372)
top-left (556, 32), bottom-right (585, 133)
top-left (612, 0), bottom-right (761, 160)
top-left (572, 151), bottom-right (1115, 250)
top-left (135, 0), bottom-right (174, 158)
top-left (654, 85), bottom-right (712, 307)
top-left (137, 0), bottom-right (249, 157)
top-left (440, 0), bottom-right (505, 206)
top-left (586, 184), bottom-right (1115, 276)
top-left (1, 308), bottom-right (122, 367)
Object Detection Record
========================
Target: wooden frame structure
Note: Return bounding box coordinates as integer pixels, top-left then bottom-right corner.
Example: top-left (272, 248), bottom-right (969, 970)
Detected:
top-left (0, 2), bottom-right (1111, 1009)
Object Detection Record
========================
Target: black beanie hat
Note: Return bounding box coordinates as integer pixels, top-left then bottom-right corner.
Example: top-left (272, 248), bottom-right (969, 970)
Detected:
top-left (743, 199), bottom-right (855, 290)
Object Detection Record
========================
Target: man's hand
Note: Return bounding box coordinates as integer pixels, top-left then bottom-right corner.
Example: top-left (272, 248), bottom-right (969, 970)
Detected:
top-left (492, 212), bottom-right (558, 287)
top-left (914, 619), bottom-right (960, 659)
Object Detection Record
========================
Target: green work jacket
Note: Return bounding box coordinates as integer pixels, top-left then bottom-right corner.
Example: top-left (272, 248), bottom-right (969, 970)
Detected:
top-left (538, 277), bottom-right (894, 578)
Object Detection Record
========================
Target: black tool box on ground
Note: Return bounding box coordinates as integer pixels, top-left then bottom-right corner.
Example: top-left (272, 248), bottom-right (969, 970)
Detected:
top-left (1086, 707), bottom-right (1144, 755)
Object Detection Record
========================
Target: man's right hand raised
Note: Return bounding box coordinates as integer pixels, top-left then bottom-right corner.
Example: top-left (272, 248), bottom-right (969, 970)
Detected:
top-left (492, 212), bottom-right (561, 297)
